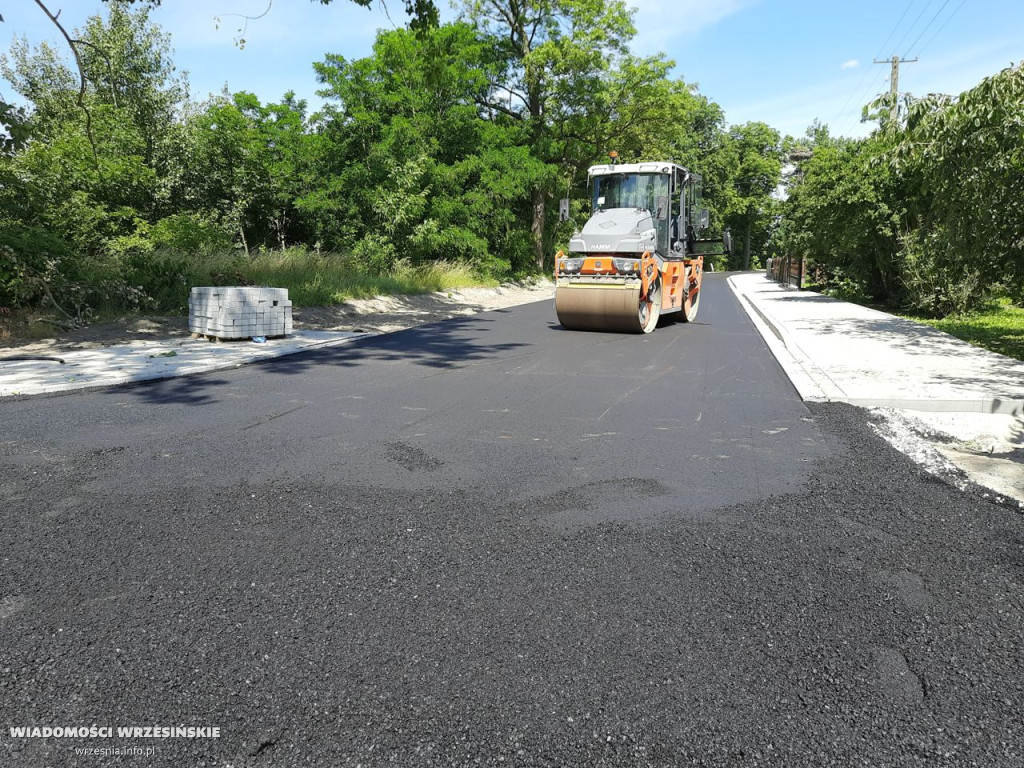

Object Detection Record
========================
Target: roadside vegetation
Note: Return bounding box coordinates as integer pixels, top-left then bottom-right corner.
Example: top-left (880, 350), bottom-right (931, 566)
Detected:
top-left (1, 0), bottom-right (1020, 360)
top-left (0, 0), bottom-right (779, 337)
top-left (774, 66), bottom-right (1024, 359)
top-left (906, 299), bottom-right (1024, 362)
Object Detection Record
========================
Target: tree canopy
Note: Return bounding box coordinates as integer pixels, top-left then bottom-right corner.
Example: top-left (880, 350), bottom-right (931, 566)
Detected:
top-left (6, 0), bottom-right (1016, 325)
top-left (776, 63), bottom-right (1024, 315)
top-left (1, 0), bottom-right (750, 293)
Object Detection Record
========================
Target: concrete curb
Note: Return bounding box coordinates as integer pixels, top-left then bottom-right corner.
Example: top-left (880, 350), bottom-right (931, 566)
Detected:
top-left (727, 276), bottom-right (836, 401)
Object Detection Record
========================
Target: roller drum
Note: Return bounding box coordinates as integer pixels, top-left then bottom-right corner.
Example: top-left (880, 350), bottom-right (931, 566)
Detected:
top-left (555, 282), bottom-right (655, 333)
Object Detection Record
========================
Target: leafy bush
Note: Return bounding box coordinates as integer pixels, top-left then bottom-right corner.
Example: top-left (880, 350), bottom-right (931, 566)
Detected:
top-left (0, 224), bottom-right (149, 326)
top-left (104, 218), bottom-right (155, 261)
top-left (897, 228), bottom-right (984, 317)
top-left (150, 213), bottom-right (232, 254)
top-left (409, 219), bottom-right (511, 275)
top-left (0, 224), bottom-right (77, 308)
top-left (350, 234), bottom-right (400, 277)
top-left (120, 250), bottom-right (195, 312)
top-left (781, 64), bottom-right (1024, 317)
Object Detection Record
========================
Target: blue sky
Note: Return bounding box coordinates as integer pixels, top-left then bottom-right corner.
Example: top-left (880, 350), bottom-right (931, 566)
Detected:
top-left (2, 0), bottom-right (1022, 140)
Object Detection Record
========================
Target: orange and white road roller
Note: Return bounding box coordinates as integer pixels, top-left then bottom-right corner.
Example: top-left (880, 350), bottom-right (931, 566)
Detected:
top-left (554, 158), bottom-right (730, 333)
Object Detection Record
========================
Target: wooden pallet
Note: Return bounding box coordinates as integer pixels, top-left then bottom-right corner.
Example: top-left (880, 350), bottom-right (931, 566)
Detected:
top-left (190, 333), bottom-right (288, 343)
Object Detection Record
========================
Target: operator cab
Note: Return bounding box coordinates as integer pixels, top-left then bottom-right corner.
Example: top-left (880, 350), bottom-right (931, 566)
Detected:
top-left (587, 162), bottom-right (708, 259)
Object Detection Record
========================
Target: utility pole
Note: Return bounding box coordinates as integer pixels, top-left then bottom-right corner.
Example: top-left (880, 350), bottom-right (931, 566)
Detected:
top-left (873, 55), bottom-right (917, 123)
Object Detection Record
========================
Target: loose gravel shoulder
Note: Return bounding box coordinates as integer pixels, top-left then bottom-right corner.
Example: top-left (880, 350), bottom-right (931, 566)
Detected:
top-left (2, 403), bottom-right (1021, 767)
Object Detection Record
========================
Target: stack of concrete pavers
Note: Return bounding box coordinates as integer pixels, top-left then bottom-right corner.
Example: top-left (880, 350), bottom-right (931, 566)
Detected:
top-left (189, 286), bottom-right (293, 340)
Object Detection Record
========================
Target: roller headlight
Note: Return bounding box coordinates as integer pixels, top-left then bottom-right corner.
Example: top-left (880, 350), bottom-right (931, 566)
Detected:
top-left (559, 258), bottom-right (583, 274)
top-left (613, 258), bottom-right (641, 273)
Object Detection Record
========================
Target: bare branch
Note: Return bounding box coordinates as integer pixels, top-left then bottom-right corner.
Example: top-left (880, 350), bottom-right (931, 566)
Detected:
top-left (475, 96), bottom-right (524, 120)
top-left (70, 38), bottom-right (118, 107)
top-left (32, 0), bottom-right (100, 163)
top-left (213, 0), bottom-right (272, 49)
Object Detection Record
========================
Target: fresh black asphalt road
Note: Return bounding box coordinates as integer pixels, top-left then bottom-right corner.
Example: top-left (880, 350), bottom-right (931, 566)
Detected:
top-left (1, 274), bottom-right (1022, 767)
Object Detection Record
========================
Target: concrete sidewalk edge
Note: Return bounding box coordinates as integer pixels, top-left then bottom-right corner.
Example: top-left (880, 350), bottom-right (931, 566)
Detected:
top-left (726, 276), bottom-right (834, 402)
top-left (728, 274), bottom-right (1024, 416)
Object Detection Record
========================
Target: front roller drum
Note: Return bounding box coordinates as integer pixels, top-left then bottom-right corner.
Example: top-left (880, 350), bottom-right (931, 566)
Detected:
top-left (555, 281), bottom-right (661, 334)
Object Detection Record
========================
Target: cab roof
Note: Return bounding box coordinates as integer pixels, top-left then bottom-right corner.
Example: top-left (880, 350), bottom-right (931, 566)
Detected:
top-left (588, 162), bottom-right (690, 177)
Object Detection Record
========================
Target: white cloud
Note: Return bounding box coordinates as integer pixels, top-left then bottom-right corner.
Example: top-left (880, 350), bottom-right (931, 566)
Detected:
top-left (841, 59), bottom-right (859, 69)
top-left (629, 0), bottom-right (760, 56)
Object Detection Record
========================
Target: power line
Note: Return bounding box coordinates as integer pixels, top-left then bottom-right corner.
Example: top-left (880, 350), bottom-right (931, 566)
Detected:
top-left (839, 73), bottom-right (891, 136)
top-left (916, 0), bottom-right (968, 58)
top-left (892, 0), bottom-right (937, 57)
top-left (830, 0), bottom-right (917, 131)
top-left (839, 66), bottom-right (897, 136)
top-left (874, 0), bottom-right (919, 60)
top-left (831, 68), bottom-right (875, 130)
top-left (838, 70), bottom-right (893, 134)
top-left (833, 0), bottom-right (958, 136)
top-left (904, 0), bottom-right (951, 58)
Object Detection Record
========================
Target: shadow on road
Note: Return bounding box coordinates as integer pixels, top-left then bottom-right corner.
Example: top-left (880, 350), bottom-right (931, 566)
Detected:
top-left (263, 314), bottom-right (531, 373)
top-left (122, 314), bottom-right (532, 406)
top-left (112, 373), bottom-right (232, 406)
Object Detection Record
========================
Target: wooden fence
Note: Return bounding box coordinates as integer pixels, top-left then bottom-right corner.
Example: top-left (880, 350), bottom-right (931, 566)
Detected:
top-left (768, 255), bottom-right (805, 289)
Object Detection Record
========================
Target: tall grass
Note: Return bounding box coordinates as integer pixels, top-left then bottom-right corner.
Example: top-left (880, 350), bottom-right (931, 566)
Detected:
top-left (116, 248), bottom-right (498, 314)
top-left (242, 251), bottom-right (494, 307)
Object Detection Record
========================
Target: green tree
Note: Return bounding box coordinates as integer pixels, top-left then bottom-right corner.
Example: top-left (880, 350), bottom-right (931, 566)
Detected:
top-left (780, 64), bottom-right (1024, 315)
top-left (722, 121), bottom-right (782, 270)
top-left (78, 1), bottom-right (187, 163)
top-left (893, 63), bottom-right (1024, 311)
top-left (0, 37), bottom-right (80, 142)
top-left (1, 1), bottom-right (185, 256)
top-left (463, 0), bottom-right (637, 268)
top-left (0, 101), bottom-right (31, 154)
top-left (162, 91), bottom-right (313, 252)
top-left (312, 22), bottom-right (547, 273)
top-left (777, 131), bottom-right (903, 301)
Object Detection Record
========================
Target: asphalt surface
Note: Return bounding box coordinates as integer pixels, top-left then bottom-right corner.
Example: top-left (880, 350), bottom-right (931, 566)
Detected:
top-left (1, 274), bottom-right (1022, 767)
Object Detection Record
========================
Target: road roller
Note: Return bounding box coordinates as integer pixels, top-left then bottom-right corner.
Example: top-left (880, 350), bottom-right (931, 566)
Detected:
top-left (554, 158), bottom-right (730, 333)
